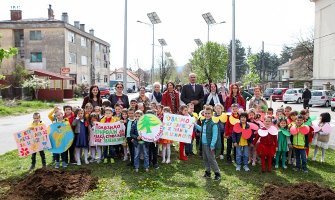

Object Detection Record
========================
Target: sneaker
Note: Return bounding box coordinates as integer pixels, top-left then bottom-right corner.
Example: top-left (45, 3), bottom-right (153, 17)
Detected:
top-left (29, 165), bottom-right (35, 171)
top-left (252, 161), bottom-right (256, 166)
top-left (219, 155), bottom-right (224, 160)
top-left (135, 168), bottom-right (139, 172)
top-left (293, 167), bottom-right (299, 172)
top-left (203, 171), bottom-right (211, 178)
top-left (303, 169), bottom-right (308, 173)
top-left (77, 160), bottom-right (81, 166)
top-left (154, 164), bottom-right (159, 170)
top-left (111, 158), bottom-right (115, 164)
top-left (236, 165), bottom-right (241, 171)
top-left (166, 159), bottom-right (171, 164)
top-left (85, 160), bottom-right (89, 164)
top-left (89, 159), bottom-right (95, 163)
top-left (275, 165), bottom-right (279, 169)
top-left (283, 165), bottom-right (287, 169)
top-left (96, 159), bottom-right (101, 164)
top-left (288, 160), bottom-right (292, 165)
top-left (55, 162), bottom-right (60, 169)
top-left (320, 158), bottom-right (324, 163)
top-left (162, 159), bottom-right (166, 163)
top-left (62, 162), bottom-right (68, 168)
top-left (214, 173), bottom-right (221, 181)
top-left (243, 165), bottom-right (250, 172)
top-left (145, 168), bottom-right (149, 172)
top-left (312, 157), bottom-right (316, 161)
top-left (123, 157), bottom-right (128, 161)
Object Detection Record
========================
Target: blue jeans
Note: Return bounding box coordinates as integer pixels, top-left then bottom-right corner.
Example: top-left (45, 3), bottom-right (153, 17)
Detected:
top-left (103, 145), bottom-right (116, 159)
top-left (236, 146), bottom-right (249, 166)
top-left (134, 142), bottom-right (149, 169)
top-left (295, 148), bottom-right (307, 170)
top-left (185, 140), bottom-right (193, 155)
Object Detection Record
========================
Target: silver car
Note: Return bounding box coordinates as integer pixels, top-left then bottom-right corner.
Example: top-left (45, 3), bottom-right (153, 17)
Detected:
top-left (309, 90), bottom-right (333, 107)
top-left (331, 93), bottom-right (335, 111)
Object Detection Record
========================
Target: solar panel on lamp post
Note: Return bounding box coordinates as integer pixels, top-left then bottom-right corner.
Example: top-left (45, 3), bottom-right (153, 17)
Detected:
top-left (194, 38), bottom-right (203, 47)
top-left (202, 12), bottom-right (216, 42)
top-left (147, 12), bottom-right (161, 85)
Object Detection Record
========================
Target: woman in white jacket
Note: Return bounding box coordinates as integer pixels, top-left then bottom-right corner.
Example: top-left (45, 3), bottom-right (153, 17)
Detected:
top-left (149, 82), bottom-right (163, 104)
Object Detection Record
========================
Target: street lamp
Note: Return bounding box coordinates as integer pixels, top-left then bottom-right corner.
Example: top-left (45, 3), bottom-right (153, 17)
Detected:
top-left (158, 38), bottom-right (167, 92)
top-left (202, 12), bottom-right (225, 42)
top-left (165, 52), bottom-right (172, 58)
top-left (194, 38), bottom-right (203, 47)
top-left (232, 0), bottom-right (236, 83)
top-left (123, 0), bottom-right (128, 94)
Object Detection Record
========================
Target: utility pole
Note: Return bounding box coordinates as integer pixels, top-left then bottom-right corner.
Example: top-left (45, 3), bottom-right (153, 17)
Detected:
top-left (231, 0), bottom-right (236, 83)
top-left (122, 0), bottom-right (128, 94)
top-left (262, 41), bottom-right (265, 82)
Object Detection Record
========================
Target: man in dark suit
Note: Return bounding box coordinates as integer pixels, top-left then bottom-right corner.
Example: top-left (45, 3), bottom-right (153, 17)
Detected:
top-left (181, 73), bottom-right (204, 114)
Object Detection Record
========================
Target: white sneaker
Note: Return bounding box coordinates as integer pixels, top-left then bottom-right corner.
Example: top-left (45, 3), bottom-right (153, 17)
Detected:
top-left (162, 159), bottom-right (166, 163)
top-left (166, 159), bottom-right (171, 164)
top-left (252, 162), bottom-right (256, 166)
top-left (312, 157), bottom-right (316, 161)
top-left (145, 168), bottom-right (149, 172)
top-left (77, 161), bottom-right (81, 166)
top-left (219, 155), bottom-right (224, 160)
top-left (123, 156), bottom-right (128, 161)
top-left (85, 160), bottom-right (89, 164)
top-left (320, 158), bottom-right (324, 163)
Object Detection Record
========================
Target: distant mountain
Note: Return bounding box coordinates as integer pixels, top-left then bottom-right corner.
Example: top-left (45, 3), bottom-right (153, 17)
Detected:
top-left (175, 66), bottom-right (184, 73)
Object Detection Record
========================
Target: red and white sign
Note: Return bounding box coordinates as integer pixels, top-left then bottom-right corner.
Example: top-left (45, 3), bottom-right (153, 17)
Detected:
top-left (61, 67), bottom-right (70, 74)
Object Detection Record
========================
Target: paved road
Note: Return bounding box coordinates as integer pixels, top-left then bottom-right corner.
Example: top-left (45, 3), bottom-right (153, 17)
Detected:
top-left (0, 93), bottom-right (139, 155)
top-left (1, 95), bottom-right (334, 155)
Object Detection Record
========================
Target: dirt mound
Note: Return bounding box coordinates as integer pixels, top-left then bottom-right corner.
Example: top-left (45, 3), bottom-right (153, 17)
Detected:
top-left (260, 182), bottom-right (335, 200)
top-left (5, 168), bottom-right (98, 200)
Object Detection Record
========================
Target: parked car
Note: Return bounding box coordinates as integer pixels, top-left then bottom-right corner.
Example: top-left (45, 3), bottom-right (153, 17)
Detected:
top-left (331, 93), bottom-right (335, 111)
top-left (283, 88), bottom-right (303, 104)
top-left (309, 90), bottom-right (333, 107)
top-left (127, 88), bottom-right (134, 93)
top-left (99, 87), bottom-right (110, 99)
top-left (145, 85), bottom-right (152, 92)
top-left (263, 88), bottom-right (274, 100)
top-left (271, 88), bottom-right (288, 102)
top-left (247, 88), bottom-right (254, 96)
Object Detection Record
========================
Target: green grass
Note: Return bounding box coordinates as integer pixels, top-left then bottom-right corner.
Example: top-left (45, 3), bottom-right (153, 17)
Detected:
top-left (0, 100), bottom-right (54, 117)
top-left (0, 146), bottom-right (334, 200)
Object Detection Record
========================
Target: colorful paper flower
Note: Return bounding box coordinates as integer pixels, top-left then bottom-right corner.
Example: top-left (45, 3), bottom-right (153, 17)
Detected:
top-left (20, 147), bottom-right (30, 156)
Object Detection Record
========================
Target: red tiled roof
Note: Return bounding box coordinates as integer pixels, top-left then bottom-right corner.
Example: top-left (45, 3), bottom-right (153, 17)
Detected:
top-left (30, 69), bottom-right (74, 80)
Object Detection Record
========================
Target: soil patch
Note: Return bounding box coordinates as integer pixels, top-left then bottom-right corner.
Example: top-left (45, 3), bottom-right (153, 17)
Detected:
top-left (4, 168), bottom-right (98, 200)
top-left (260, 182), bottom-right (335, 200)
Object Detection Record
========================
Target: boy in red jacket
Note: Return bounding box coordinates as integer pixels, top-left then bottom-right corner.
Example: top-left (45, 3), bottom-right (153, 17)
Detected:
top-left (63, 105), bottom-right (75, 164)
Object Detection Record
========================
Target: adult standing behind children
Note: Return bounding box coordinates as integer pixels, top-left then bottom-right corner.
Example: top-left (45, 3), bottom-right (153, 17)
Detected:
top-left (108, 82), bottom-right (130, 109)
top-left (149, 82), bottom-right (163, 104)
top-left (224, 83), bottom-right (246, 112)
top-left (204, 82), bottom-right (224, 107)
top-left (82, 85), bottom-right (102, 108)
top-left (181, 73), bottom-right (204, 114)
top-left (161, 81), bottom-right (180, 114)
top-left (302, 87), bottom-right (312, 109)
top-left (136, 86), bottom-right (150, 109)
top-left (248, 87), bottom-right (268, 116)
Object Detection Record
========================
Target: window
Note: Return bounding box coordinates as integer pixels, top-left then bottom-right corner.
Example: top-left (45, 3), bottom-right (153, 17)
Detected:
top-left (69, 53), bottom-right (76, 64)
top-left (81, 37), bottom-right (87, 47)
top-left (116, 73), bottom-right (122, 80)
top-left (30, 52), bottom-right (42, 62)
top-left (81, 56), bottom-right (87, 65)
top-left (68, 31), bottom-right (75, 43)
top-left (104, 61), bottom-right (108, 68)
top-left (69, 74), bottom-right (77, 85)
top-left (30, 31), bottom-right (42, 40)
top-left (104, 75), bottom-right (108, 83)
top-left (95, 43), bottom-right (100, 52)
top-left (95, 58), bottom-right (101, 67)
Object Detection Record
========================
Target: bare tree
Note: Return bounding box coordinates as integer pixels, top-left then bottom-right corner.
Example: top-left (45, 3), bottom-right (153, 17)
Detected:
top-left (158, 55), bottom-right (175, 91)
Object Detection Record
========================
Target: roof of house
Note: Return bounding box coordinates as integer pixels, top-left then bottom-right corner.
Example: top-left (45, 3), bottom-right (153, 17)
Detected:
top-left (278, 57), bottom-right (303, 70)
top-left (29, 68), bottom-right (74, 80)
top-left (111, 69), bottom-right (139, 82)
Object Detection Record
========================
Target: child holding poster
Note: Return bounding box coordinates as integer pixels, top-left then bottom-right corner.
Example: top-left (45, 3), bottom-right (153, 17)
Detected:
top-left (125, 108), bottom-right (136, 167)
top-left (131, 110), bottom-right (149, 172)
top-left (29, 112), bottom-right (47, 170)
top-left (160, 107), bottom-right (173, 164)
top-left (121, 108), bottom-right (129, 161)
top-left (63, 105), bottom-right (76, 164)
top-left (53, 110), bottom-right (69, 168)
top-left (225, 103), bottom-right (240, 163)
top-left (194, 106), bottom-right (222, 181)
top-left (179, 105), bottom-right (189, 161)
top-left (72, 108), bottom-right (89, 165)
top-left (88, 112), bottom-right (101, 163)
top-left (101, 107), bottom-right (119, 164)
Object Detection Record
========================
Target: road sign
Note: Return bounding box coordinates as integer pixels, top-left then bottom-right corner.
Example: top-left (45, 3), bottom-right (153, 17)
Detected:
top-left (61, 67), bottom-right (70, 75)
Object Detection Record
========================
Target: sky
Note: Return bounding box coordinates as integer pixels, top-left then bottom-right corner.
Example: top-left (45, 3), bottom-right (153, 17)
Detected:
top-left (0, 0), bottom-right (315, 71)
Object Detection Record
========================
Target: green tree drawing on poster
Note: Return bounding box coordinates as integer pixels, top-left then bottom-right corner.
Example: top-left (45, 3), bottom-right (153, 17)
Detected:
top-left (137, 114), bottom-right (161, 133)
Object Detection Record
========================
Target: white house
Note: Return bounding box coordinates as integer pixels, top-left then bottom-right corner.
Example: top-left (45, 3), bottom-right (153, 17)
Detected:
top-left (110, 69), bottom-right (139, 90)
top-left (311, 0), bottom-right (335, 89)
top-left (278, 57), bottom-right (312, 82)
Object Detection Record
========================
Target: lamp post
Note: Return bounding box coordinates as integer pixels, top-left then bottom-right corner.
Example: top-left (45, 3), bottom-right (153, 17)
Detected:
top-left (232, 0), bottom-right (236, 83)
top-left (122, 0), bottom-right (128, 94)
top-left (158, 38), bottom-right (167, 92)
top-left (202, 12), bottom-right (225, 42)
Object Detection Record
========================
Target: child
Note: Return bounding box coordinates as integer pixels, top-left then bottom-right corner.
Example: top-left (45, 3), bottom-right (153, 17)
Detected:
top-left (94, 106), bottom-right (103, 119)
top-left (179, 105), bottom-right (189, 161)
top-left (48, 105), bottom-right (61, 122)
top-left (63, 105), bottom-right (75, 164)
top-left (129, 99), bottom-right (138, 111)
top-left (225, 103), bottom-right (240, 163)
top-left (114, 103), bottom-right (123, 158)
top-left (253, 116), bottom-right (278, 173)
top-left (275, 117), bottom-right (291, 169)
top-left (131, 110), bottom-right (149, 172)
top-left (114, 103), bottom-right (122, 119)
top-left (301, 109), bottom-right (314, 157)
top-left (101, 107), bottom-right (119, 164)
top-left (213, 103), bottom-right (227, 160)
top-left (160, 107), bottom-right (173, 164)
top-left (121, 108), bottom-right (129, 161)
top-left (284, 106), bottom-right (292, 119)
top-left (232, 112), bottom-right (253, 172)
top-left (156, 104), bottom-right (164, 120)
top-left (272, 108), bottom-right (285, 125)
top-left (101, 100), bottom-right (112, 115)
top-left (312, 112), bottom-right (331, 163)
top-left (195, 106), bottom-right (222, 181)
top-left (137, 102), bottom-right (145, 113)
top-left (146, 110), bottom-right (159, 169)
top-left (72, 108), bottom-right (89, 165)
top-left (291, 115), bottom-right (309, 172)
top-left (84, 103), bottom-right (94, 120)
top-left (247, 108), bottom-right (258, 166)
top-left (267, 108), bottom-right (274, 118)
top-left (185, 103), bottom-right (197, 156)
top-left (88, 112), bottom-right (102, 163)
top-left (287, 110), bottom-right (298, 165)
top-left (29, 113), bottom-right (46, 170)
top-left (125, 108), bottom-right (136, 167)
top-left (53, 110), bottom-right (69, 168)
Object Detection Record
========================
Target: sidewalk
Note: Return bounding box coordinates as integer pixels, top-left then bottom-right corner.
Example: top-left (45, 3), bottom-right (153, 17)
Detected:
top-left (0, 99), bottom-right (83, 155)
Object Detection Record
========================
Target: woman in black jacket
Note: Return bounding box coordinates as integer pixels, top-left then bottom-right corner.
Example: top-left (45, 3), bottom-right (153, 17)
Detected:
top-left (204, 82), bottom-right (224, 107)
top-left (108, 82), bottom-right (130, 109)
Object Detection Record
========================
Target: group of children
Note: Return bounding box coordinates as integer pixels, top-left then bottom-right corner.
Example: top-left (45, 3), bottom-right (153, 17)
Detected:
top-left (28, 99), bottom-right (332, 181)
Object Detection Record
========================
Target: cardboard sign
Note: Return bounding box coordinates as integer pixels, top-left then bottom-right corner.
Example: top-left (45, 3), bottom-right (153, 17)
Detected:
top-left (137, 114), bottom-right (163, 142)
top-left (94, 121), bottom-right (125, 145)
top-left (14, 125), bottom-right (51, 157)
top-left (48, 121), bottom-right (74, 153)
top-left (161, 113), bottom-right (194, 144)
